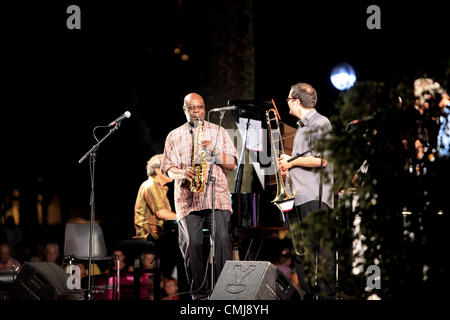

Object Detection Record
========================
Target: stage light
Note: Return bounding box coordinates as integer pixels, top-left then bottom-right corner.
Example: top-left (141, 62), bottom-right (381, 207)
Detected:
top-left (330, 63), bottom-right (356, 90)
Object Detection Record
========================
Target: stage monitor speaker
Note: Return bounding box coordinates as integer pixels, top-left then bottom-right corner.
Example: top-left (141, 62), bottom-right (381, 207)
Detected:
top-left (210, 260), bottom-right (300, 300)
top-left (6, 262), bottom-right (84, 300)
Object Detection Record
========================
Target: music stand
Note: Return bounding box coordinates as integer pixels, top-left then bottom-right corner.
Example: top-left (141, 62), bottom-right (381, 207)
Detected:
top-left (229, 100), bottom-right (273, 193)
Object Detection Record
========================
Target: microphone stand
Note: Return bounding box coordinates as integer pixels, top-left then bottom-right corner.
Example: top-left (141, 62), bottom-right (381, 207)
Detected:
top-left (202, 110), bottom-right (226, 297)
top-left (78, 123), bottom-right (121, 300)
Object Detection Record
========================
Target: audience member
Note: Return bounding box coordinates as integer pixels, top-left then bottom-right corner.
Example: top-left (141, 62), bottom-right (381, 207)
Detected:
top-left (437, 92), bottom-right (450, 158)
top-left (108, 249), bottom-right (134, 274)
top-left (0, 243), bottom-right (21, 271)
top-left (141, 252), bottom-right (159, 300)
top-left (273, 247), bottom-right (294, 280)
top-left (161, 277), bottom-right (179, 300)
top-left (413, 78), bottom-right (445, 150)
top-left (141, 252), bottom-right (157, 270)
top-left (44, 242), bottom-right (61, 264)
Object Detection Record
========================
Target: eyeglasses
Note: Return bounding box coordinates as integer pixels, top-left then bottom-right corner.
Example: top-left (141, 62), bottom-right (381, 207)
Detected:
top-left (184, 105), bottom-right (205, 111)
top-left (286, 97), bottom-right (297, 102)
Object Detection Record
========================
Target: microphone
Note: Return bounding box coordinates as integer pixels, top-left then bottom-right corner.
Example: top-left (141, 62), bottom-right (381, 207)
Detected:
top-left (346, 113), bottom-right (375, 131)
top-left (349, 114), bottom-right (374, 124)
top-left (210, 105), bottom-right (237, 112)
top-left (108, 111), bottom-right (131, 127)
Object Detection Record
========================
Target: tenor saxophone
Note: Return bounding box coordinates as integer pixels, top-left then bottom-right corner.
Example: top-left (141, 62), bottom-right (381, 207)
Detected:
top-left (190, 119), bottom-right (207, 193)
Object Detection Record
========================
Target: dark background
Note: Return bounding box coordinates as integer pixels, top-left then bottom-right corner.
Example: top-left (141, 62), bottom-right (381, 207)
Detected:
top-left (1, 1), bottom-right (448, 254)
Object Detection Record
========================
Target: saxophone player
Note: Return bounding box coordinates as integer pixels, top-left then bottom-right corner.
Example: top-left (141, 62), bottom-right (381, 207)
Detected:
top-left (161, 93), bottom-right (238, 300)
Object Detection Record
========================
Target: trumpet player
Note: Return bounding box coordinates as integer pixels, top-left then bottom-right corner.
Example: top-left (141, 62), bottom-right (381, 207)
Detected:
top-left (161, 93), bottom-right (238, 300)
top-left (279, 82), bottom-right (335, 299)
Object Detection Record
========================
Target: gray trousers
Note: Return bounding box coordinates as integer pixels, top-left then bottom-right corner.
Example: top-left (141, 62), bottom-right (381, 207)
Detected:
top-left (178, 209), bottom-right (232, 296)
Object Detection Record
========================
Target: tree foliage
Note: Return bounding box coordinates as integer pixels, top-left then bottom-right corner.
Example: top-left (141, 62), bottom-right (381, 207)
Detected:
top-left (292, 60), bottom-right (449, 299)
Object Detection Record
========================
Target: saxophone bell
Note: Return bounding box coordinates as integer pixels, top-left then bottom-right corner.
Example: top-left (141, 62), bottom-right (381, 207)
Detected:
top-left (190, 119), bottom-right (207, 193)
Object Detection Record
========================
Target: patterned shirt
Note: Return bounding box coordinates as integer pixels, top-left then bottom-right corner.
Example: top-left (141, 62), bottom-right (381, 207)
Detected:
top-left (134, 176), bottom-right (171, 240)
top-left (161, 121), bottom-right (238, 221)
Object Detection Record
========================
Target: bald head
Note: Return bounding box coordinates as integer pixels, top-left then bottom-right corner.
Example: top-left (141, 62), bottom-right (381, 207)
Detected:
top-left (183, 93), bottom-right (206, 123)
top-left (184, 93), bottom-right (204, 106)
